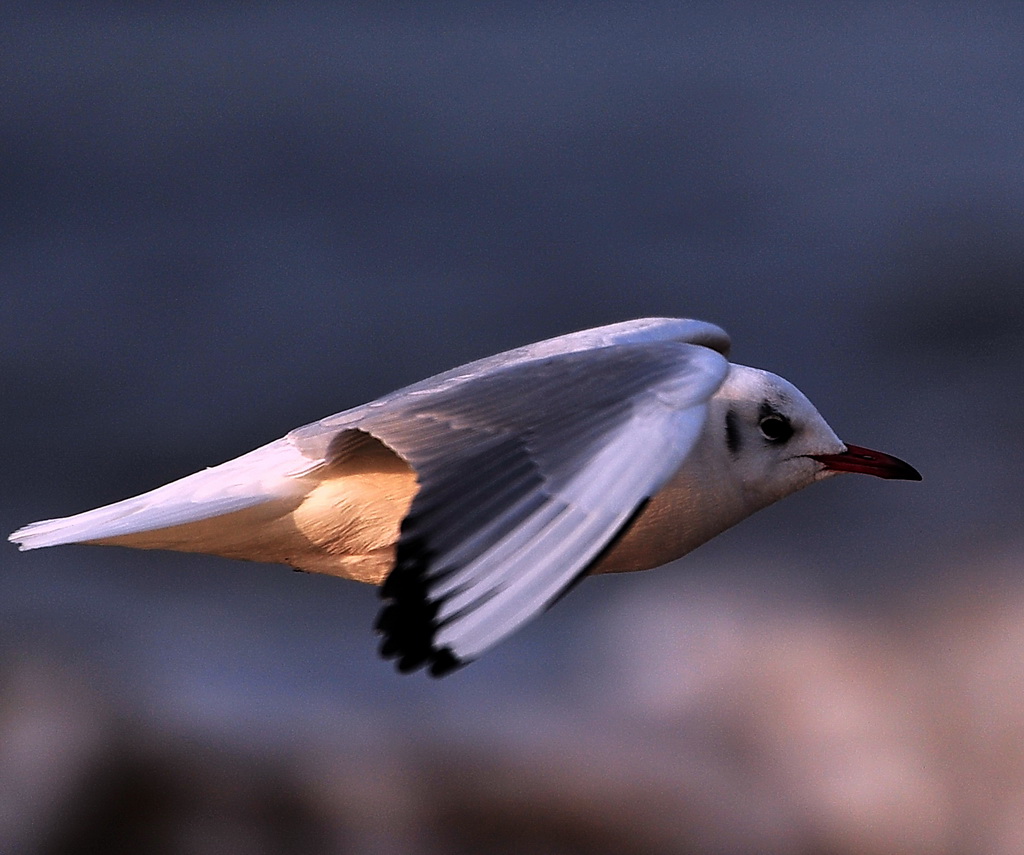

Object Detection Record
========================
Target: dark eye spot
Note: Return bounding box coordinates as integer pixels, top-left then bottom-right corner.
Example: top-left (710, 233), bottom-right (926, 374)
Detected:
top-left (725, 408), bottom-right (742, 455)
top-left (759, 414), bottom-right (794, 443)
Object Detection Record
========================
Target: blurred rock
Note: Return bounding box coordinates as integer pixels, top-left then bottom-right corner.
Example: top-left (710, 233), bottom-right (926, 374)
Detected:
top-left (0, 653), bottom-right (112, 854)
top-left (8, 558), bottom-right (1024, 854)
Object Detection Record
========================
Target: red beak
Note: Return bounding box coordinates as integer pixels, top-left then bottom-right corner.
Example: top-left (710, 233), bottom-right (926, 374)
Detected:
top-left (810, 444), bottom-right (922, 481)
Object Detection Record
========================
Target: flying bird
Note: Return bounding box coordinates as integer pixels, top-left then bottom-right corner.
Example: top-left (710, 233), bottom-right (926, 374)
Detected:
top-left (9, 318), bottom-right (920, 676)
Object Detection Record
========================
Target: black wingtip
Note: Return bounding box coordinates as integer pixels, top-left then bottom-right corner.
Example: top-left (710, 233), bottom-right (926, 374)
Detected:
top-left (376, 530), bottom-right (466, 677)
top-left (376, 596), bottom-right (442, 674)
top-left (428, 648), bottom-right (465, 678)
top-left (377, 615), bottom-right (466, 677)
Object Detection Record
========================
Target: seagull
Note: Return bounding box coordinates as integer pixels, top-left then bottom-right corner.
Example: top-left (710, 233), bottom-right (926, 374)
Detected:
top-left (9, 318), bottom-right (920, 676)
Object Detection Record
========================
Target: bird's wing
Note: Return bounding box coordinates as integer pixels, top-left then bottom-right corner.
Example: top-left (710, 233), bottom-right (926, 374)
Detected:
top-left (322, 341), bottom-right (729, 676)
top-left (286, 317), bottom-right (729, 459)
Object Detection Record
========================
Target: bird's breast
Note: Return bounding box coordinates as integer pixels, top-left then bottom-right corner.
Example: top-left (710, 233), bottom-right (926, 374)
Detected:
top-left (589, 462), bottom-right (749, 575)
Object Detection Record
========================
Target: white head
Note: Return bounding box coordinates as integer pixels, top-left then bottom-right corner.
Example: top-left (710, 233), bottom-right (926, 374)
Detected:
top-left (706, 364), bottom-right (920, 513)
top-left (590, 361), bottom-right (921, 575)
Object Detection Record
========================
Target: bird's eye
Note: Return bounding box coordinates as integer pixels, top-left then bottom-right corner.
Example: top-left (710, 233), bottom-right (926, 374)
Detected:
top-left (759, 415), bottom-right (794, 443)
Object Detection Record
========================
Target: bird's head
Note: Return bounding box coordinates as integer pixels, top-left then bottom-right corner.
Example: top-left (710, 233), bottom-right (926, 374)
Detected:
top-left (710, 364), bottom-right (920, 509)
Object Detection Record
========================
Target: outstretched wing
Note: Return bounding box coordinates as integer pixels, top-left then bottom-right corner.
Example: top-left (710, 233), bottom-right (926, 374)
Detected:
top-left (347, 341), bottom-right (729, 675)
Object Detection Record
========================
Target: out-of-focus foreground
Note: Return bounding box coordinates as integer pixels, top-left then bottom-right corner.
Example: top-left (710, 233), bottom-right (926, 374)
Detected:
top-left (5, 560), bottom-right (1024, 855)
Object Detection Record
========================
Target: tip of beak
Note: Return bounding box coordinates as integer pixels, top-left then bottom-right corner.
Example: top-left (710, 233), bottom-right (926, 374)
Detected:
top-left (810, 443), bottom-right (922, 481)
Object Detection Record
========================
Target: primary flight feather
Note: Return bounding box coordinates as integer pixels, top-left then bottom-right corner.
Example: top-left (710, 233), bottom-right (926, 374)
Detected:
top-left (9, 318), bottom-right (920, 676)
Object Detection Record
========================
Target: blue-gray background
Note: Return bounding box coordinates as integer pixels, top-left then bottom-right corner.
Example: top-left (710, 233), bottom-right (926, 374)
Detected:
top-left (2, 4), bottom-right (1023, 852)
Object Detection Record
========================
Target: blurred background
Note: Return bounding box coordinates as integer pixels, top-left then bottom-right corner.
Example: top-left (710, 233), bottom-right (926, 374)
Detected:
top-left (2, 2), bottom-right (1023, 853)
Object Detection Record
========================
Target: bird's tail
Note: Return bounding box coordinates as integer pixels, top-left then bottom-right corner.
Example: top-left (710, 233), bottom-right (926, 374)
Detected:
top-left (9, 438), bottom-right (319, 551)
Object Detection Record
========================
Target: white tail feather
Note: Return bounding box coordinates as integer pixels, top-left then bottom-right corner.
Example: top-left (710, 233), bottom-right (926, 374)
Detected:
top-left (9, 438), bottom-right (321, 551)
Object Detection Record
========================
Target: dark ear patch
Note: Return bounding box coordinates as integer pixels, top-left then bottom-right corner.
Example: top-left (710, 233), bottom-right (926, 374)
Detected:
top-left (725, 408), bottom-right (741, 455)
